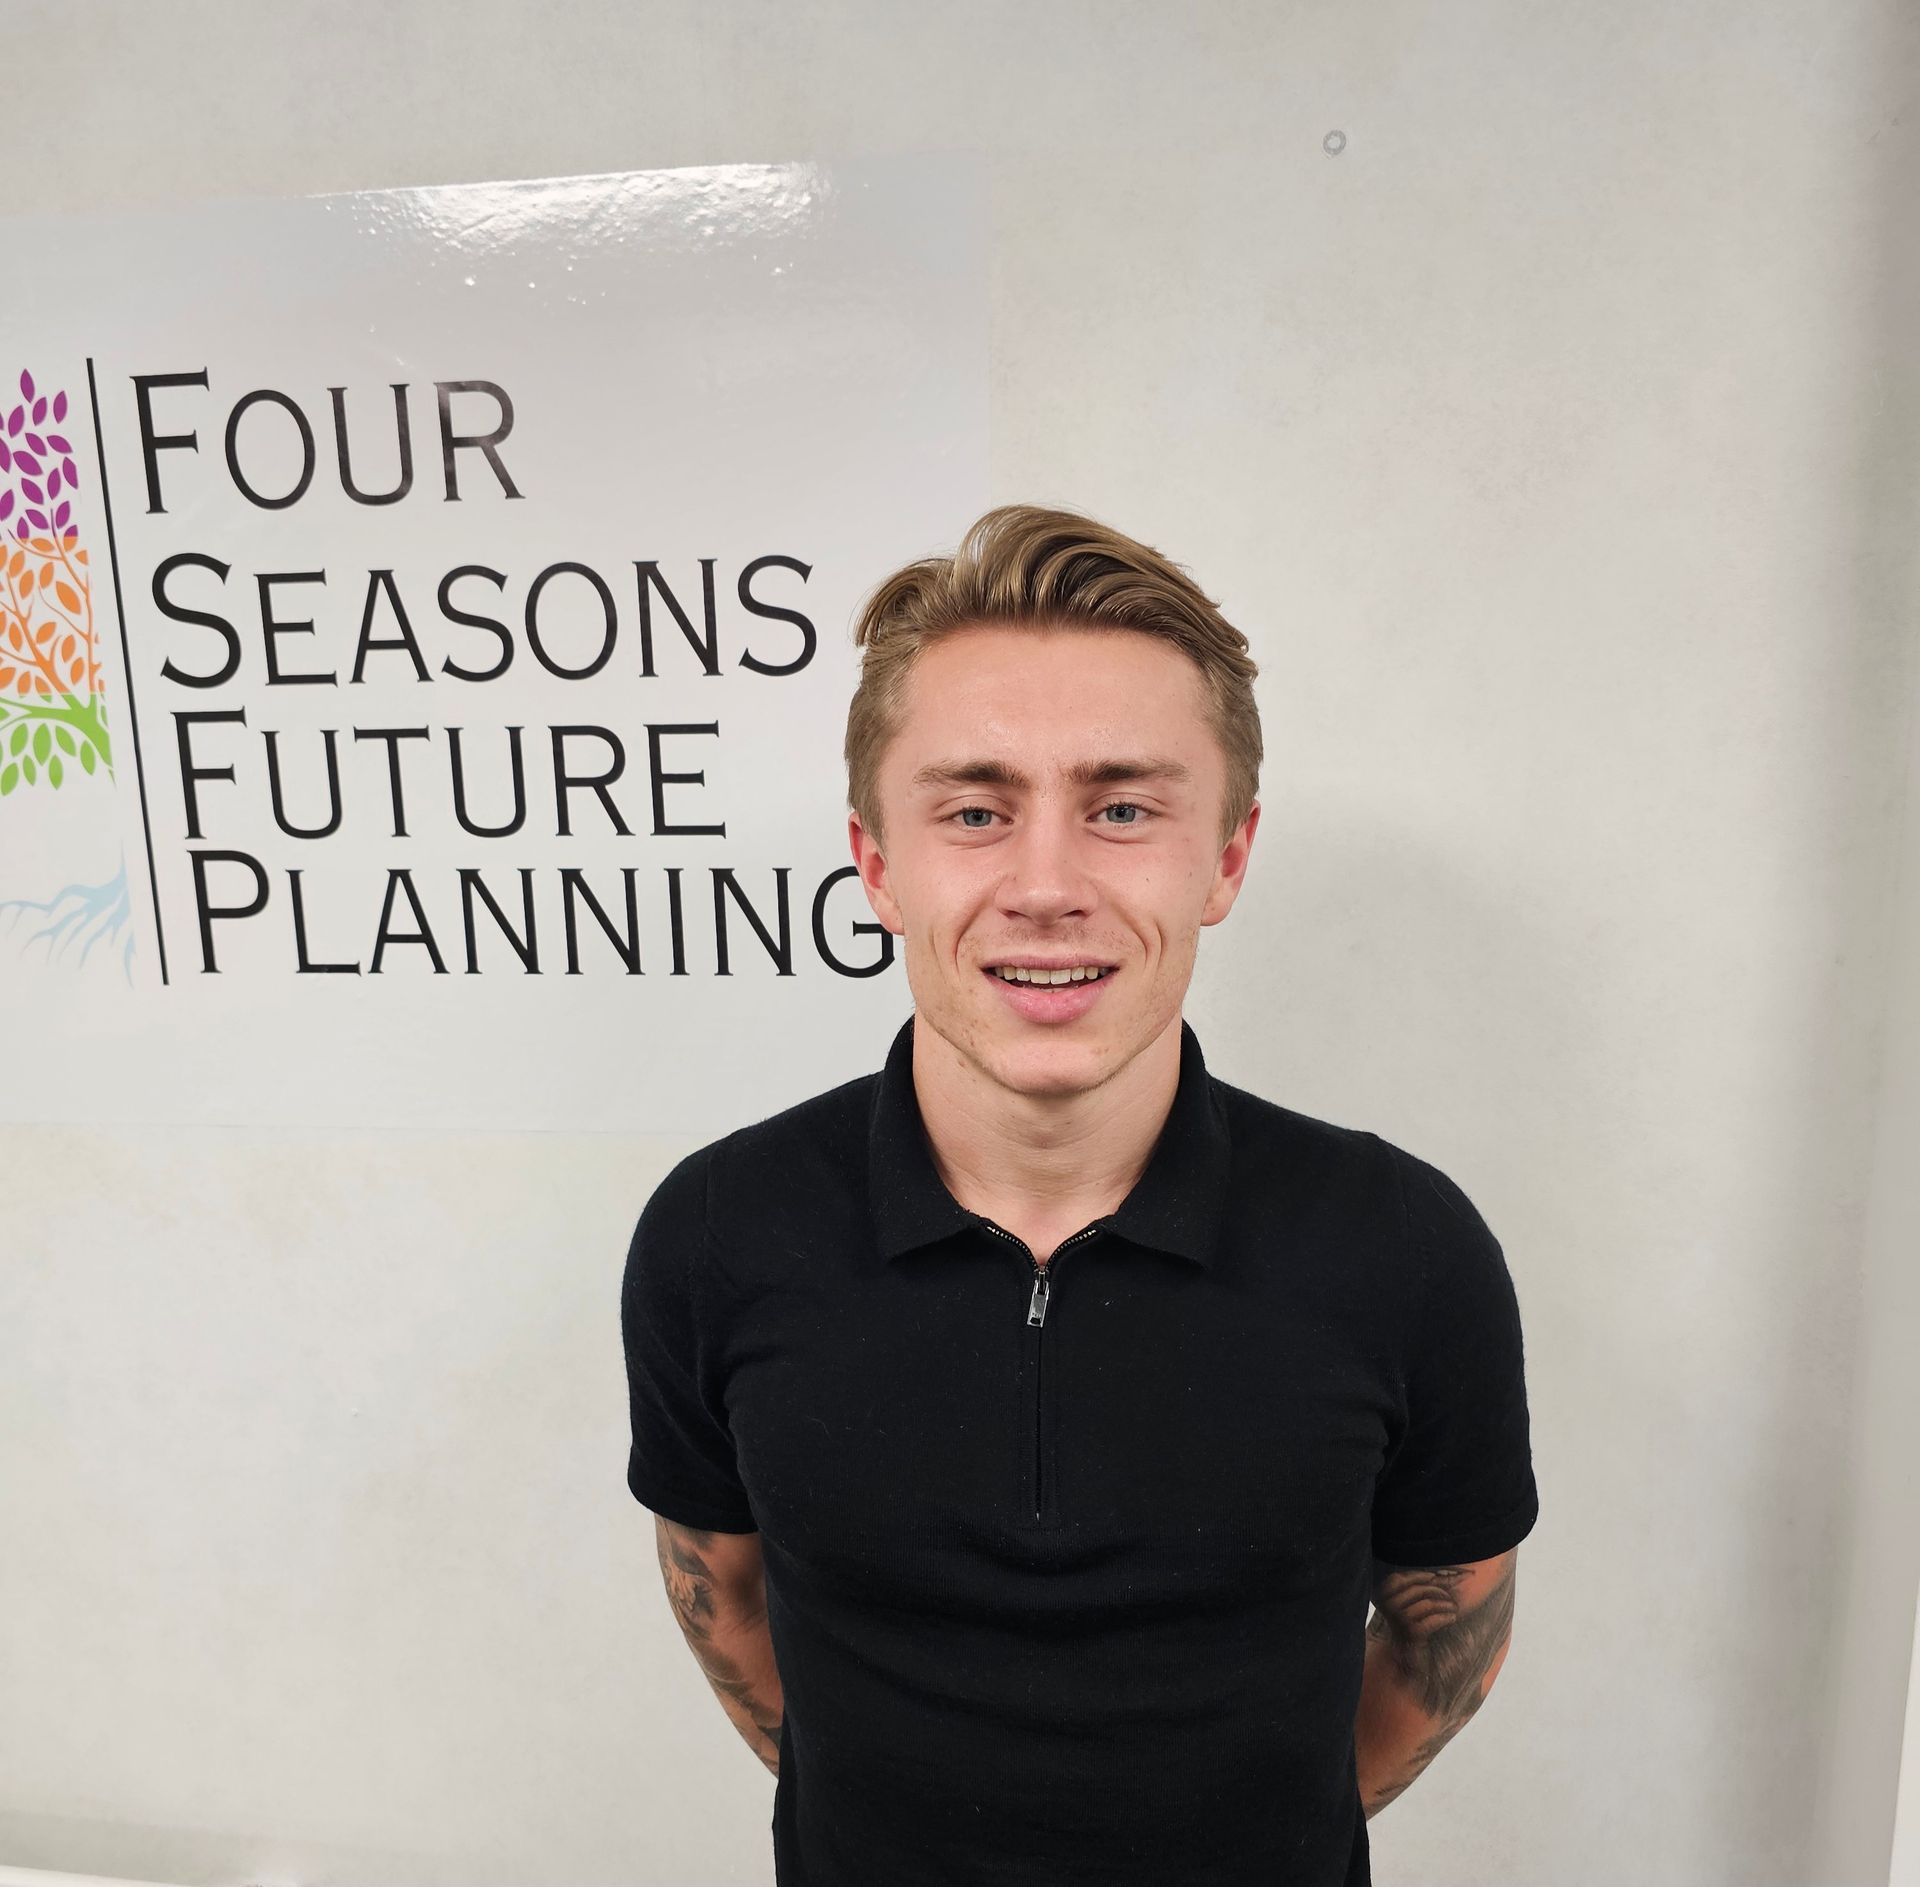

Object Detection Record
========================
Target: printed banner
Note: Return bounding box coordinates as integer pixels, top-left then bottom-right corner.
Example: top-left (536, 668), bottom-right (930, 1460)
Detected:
top-left (0, 158), bottom-right (986, 1132)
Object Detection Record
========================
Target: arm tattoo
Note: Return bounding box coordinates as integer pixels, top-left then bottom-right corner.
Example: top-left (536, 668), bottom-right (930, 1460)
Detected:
top-left (1367, 1557), bottom-right (1517, 1723)
top-left (1356, 1555), bottom-right (1518, 1814)
top-left (1362, 1732), bottom-right (1446, 1816)
top-left (655, 1520), bottom-right (784, 1772)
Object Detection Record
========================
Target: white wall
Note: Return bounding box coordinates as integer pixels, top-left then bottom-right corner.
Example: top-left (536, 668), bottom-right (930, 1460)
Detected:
top-left (1891, 1584), bottom-right (1920, 1885)
top-left (5, 3), bottom-right (1916, 1883)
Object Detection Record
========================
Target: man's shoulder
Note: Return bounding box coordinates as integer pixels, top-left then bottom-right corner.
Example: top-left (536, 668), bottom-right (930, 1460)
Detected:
top-left (1217, 1076), bottom-right (1499, 1253)
top-left (695, 1063), bottom-right (879, 1191)
top-left (1211, 1071), bottom-right (1393, 1181)
top-left (1213, 1067), bottom-right (1477, 1177)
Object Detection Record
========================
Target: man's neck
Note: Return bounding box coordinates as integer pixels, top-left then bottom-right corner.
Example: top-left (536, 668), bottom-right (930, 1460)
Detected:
top-left (909, 1011), bottom-right (1183, 1258)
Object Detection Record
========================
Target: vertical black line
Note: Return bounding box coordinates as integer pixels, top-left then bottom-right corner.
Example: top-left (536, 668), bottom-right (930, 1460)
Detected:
top-left (85, 356), bottom-right (168, 985)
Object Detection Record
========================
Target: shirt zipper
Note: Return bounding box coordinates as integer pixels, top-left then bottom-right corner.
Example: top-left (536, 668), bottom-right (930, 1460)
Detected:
top-left (977, 1217), bottom-right (1109, 1519)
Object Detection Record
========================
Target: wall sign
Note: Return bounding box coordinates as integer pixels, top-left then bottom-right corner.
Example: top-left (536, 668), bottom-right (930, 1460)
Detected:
top-left (0, 158), bottom-right (986, 1130)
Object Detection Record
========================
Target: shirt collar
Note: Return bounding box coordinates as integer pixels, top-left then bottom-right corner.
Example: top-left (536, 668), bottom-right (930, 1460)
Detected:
top-left (866, 1011), bottom-right (1232, 1268)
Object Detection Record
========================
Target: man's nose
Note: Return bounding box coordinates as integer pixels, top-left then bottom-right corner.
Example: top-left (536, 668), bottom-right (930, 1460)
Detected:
top-left (995, 809), bottom-right (1097, 922)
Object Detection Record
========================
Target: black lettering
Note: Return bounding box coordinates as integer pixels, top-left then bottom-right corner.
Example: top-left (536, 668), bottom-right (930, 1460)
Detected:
top-left (174, 706), bottom-right (247, 838)
top-left (438, 565), bottom-right (513, 682)
top-left (188, 847), bottom-right (267, 973)
top-left (351, 570), bottom-right (430, 683)
top-left (370, 868), bottom-right (448, 973)
top-left (263, 726), bottom-right (344, 838)
top-left (550, 725), bottom-right (631, 838)
top-left (647, 722), bottom-right (725, 837)
top-left (225, 389), bottom-right (316, 510)
top-left (289, 870), bottom-right (360, 973)
top-left (713, 868), bottom-right (792, 975)
top-left (663, 865), bottom-right (688, 975)
top-left (526, 562), bottom-right (618, 680)
top-left (447, 724), bottom-right (527, 837)
top-left (352, 726), bottom-right (432, 838)
top-left (458, 867), bottom-right (539, 973)
top-left (258, 572), bottom-right (333, 685)
top-left (737, 555), bottom-right (816, 676)
top-left (330, 383), bottom-right (414, 506)
top-left (435, 380), bottom-right (520, 500)
top-left (559, 868), bottom-right (642, 973)
top-left (131, 370), bottom-right (210, 514)
top-left (812, 864), bottom-right (893, 977)
top-left (153, 552), bottom-right (238, 688)
top-left (633, 560), bottom-right (720, 676)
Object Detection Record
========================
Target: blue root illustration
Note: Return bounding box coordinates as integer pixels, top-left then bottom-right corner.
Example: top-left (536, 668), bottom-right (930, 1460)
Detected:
top-left (0, 851), bottom-right (135, 981)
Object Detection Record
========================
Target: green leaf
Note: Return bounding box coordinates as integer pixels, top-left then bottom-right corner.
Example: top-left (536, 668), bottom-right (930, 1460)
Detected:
top-left (47, 753), bottom-right (62, 788)
top-left (79, 741), bottom-right (97, 775)
top-left (0, 763), bottom-right (14, 795)
top-left (7, 724), bottom-right (23, 756)
top-left (54, 725), bottom-right (74, 754)
top-left (31, 724), bottom-right (49, 764)
top-left (21, 755), bottom-right (35, 784)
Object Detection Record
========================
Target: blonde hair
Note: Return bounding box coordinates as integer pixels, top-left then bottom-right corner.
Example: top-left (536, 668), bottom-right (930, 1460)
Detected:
top-left (845, 503), bottom-right (1262, 851)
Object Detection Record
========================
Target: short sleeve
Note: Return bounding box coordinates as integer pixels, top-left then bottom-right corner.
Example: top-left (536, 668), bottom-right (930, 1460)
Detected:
top-left (1370, 1142), bottom-right (1541, 1568)
top-left (619, 1146), bottom-right (757, 1533)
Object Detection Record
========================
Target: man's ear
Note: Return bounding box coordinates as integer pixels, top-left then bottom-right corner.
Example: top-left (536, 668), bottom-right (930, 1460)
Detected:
top-left (1200, 799), bottom-right (1260, 927)
top-left (849, 811), bottom-right (904, 936)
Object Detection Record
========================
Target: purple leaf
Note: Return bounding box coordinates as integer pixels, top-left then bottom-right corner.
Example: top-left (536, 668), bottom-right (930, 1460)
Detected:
top-left (47, 468), bottom-right (60, 498)
top-left (19, 369), bottom-right (33, 401)
top-left (0, 491), bottom-right (13, 520)
top-left (62, 458), bottom-right (78, 489)
top-left (13, 450), bottom-right (39, 476)
top-left (0, 440), bottom-right (10, 472)
top-left (53, 501), bottom-right (69, 528)
top-left (51, 390), bottom-right (66, 422)
top-left (6, 407), bottom-right (20, 437)
top-left (13, 520), bottom-right (25, 540)
top-left (24, 431), bottom-right (42, 452)
top-left (25, 508), bottom-right (46, 530)
top-left (46, 433), bottom-right (69, 453)
top-left (20, 478), bottom-right (41, 504)
top-left (29, 398), bottom-right (44, 425)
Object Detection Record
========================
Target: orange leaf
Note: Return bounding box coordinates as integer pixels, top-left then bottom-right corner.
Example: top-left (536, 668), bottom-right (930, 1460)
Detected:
top-left (58, 634), bottom-right (73, 661)
top-left (68, 656), bottom-right (84, 682)
top-left (37, 563), bottom-right (52, 590)
top-left (55, 581), bottom-right (81, 612)
top-left (0, 666), bottom-right (11, 685)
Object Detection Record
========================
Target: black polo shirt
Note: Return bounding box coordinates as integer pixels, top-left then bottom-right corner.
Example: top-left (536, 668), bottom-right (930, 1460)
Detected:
top-left (621, 1011), bottom-right (1540, 1886)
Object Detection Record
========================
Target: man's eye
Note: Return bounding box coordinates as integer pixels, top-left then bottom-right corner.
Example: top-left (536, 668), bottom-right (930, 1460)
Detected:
top-left (948, 803), bottom-right (1154, 829)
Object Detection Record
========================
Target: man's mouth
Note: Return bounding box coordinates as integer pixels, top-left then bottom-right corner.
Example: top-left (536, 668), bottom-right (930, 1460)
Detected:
top-left (984, 963), bottom-right (1116, 986)
top-left (979, 961), bottom-right (1120, 1022)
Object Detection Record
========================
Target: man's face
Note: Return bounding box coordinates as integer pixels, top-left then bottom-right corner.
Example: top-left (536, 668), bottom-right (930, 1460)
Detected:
top-left (849, 621), bottom-right (1259, 1098)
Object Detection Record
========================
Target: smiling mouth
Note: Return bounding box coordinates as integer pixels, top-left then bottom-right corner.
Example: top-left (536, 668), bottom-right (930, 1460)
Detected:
top-left (982, 965), bottom-right (1117, 986)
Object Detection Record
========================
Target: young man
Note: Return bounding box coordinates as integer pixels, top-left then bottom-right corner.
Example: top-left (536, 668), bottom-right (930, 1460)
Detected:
top-left (622, 505), bottom-right (1541, 1886)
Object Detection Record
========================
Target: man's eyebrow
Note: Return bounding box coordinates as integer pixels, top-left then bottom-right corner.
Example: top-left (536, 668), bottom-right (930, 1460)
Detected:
top-left (909, 756), bottom-right (1195, 792)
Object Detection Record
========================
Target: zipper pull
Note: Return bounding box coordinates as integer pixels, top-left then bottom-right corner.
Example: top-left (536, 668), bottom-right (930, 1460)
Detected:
top-left (1027, 1266), bottom-right (1051, 1327)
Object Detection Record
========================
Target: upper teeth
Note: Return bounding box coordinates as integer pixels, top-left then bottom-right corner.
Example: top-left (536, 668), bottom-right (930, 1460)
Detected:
top-left (993, 965), bottom-right (1109, 984)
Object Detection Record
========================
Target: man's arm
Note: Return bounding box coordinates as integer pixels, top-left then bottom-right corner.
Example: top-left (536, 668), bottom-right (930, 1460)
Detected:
top-left (1353, 1546), bottom-right (1519, 1819)
top-left (654, 1516), bottom-right (785, 1776)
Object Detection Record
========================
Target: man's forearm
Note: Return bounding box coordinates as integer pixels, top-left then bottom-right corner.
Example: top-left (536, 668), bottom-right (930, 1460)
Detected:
top-left (656, 1522), bottom-right (786, 1775)
top-left (1352, 1559), bottom-right (1516, 1818)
